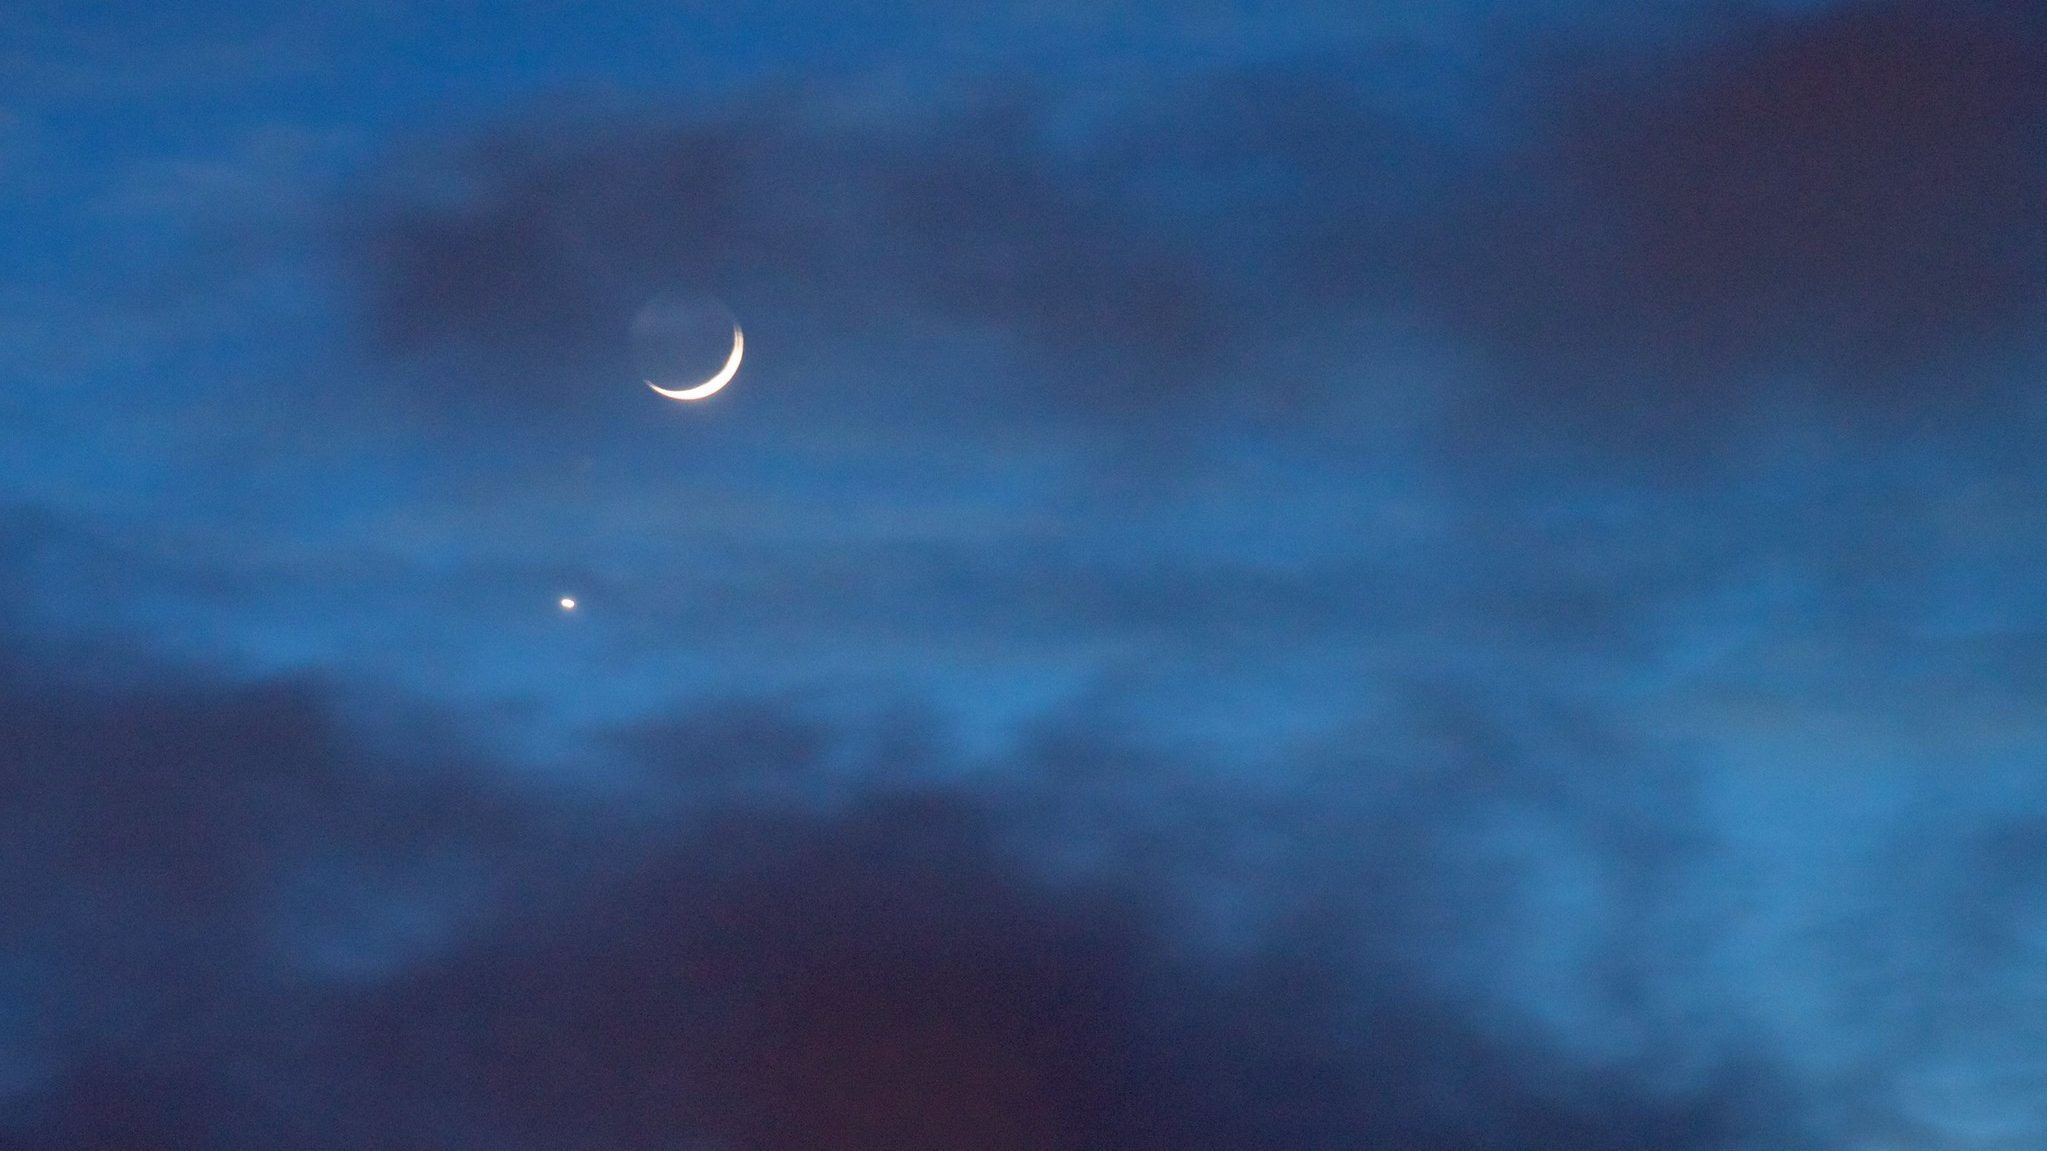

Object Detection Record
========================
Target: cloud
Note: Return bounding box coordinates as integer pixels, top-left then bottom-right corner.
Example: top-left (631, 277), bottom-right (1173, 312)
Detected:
top-left (344, 91), bottom-right (1231, 428)
top-left (11, 4), bottom-right (2047, 1148)
top-left (0, 1063), bottom-right (212, 1150)
top-left (1558, 0), bottom-right (2047, 365)
top-left (341, 2), bottom-right (2047, 467)
top-left (8, 565), bottom-right (2046, 1148)
top-left (0, 640), bottom-right (548, 1085)
top-left (330, 775), bottom-right (1785, 1151)
top-left (1392, 0), bottom-right (2047, 454)
top-left (0, 599), bottom-right (1810, 1150)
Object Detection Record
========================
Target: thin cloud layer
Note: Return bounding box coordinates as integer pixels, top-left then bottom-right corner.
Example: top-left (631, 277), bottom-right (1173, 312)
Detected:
top-left (349, 95), bottom-right (1227, 425)
top-left (346, 0), bottom-right (2047, 456)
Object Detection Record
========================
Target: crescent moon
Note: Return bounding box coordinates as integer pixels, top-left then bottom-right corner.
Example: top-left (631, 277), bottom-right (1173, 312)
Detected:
top-left (646, 324), bottom-right (742, 401)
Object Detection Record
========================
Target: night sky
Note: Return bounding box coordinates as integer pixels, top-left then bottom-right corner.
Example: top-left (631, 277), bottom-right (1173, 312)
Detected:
top-left (4, 1), bottom-right (2046, 1148)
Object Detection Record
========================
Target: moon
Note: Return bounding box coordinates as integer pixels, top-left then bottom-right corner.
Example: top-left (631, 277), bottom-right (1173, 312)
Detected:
top-left (646, 324), bottom-right (742, 401)
top-left (633, 294), bottom-right (743, 402)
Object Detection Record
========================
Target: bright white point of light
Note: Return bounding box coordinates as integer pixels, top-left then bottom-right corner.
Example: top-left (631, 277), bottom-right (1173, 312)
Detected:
top-left (559, 597), bottom-right (577, 610)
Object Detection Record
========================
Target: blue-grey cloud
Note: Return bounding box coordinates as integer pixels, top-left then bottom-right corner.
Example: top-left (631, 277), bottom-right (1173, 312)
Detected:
top-left (329, 782), bottom-right (1789, 1151)
top-left (346, 91), bottom-right (1229, 429)
top-left (344, 2), bottom-right (2047, 466)
top-left (0, 606), bottom-right (1812, 1150)
top-left (1402, 0), bottom-right (2047, 456)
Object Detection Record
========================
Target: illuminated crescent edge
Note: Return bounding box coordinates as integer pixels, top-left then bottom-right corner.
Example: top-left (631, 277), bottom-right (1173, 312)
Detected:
top-left (646, 324), bottom-right (743, 401)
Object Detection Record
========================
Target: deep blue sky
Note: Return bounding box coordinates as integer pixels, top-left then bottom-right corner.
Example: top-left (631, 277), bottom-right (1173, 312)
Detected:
top-left (3, 1), bottom-right (2046, 1148)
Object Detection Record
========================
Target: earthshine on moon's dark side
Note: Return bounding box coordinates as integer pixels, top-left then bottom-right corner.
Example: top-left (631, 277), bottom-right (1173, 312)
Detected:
top-left (633, 294), bottom-right (742, 400)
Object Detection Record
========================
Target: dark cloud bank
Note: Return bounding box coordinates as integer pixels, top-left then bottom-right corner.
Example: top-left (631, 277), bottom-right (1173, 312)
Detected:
top-left (349, 0), bottom-right (2047, 460)
top-left (0, 614), bottom-right (1811, 1151)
